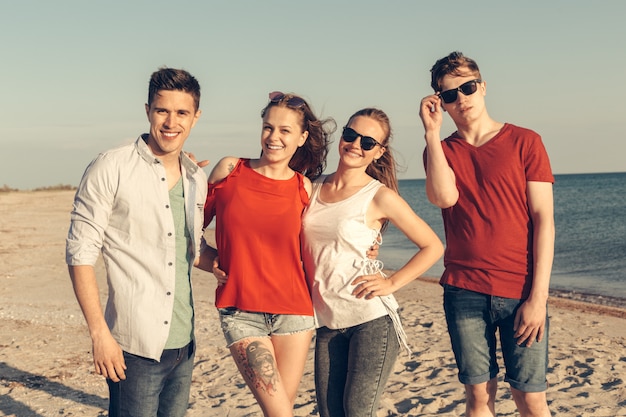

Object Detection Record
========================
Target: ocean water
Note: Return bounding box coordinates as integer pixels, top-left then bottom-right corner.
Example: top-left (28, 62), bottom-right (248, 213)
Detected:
top-left (379, 172), bottom-right (626, 300)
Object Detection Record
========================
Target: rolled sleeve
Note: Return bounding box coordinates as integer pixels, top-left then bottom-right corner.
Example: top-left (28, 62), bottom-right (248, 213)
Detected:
top-left (66, 155), bottom-right (116, 266)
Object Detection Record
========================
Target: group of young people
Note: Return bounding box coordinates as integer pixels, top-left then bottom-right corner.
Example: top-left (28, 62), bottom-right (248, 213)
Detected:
top-left (66, 51), bottom-right (555, 417)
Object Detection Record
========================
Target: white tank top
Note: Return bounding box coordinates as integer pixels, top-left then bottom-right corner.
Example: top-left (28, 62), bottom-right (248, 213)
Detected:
top-left (301, 176), bottom-right (399, 329)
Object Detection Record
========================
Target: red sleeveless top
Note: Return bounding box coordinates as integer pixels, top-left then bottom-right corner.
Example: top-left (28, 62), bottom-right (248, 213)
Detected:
top-left (204, 159), bottom-right (313, 315)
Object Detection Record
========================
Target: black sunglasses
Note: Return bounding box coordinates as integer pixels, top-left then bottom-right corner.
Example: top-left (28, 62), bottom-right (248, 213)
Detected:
top-left (438, 79), bottom-right (482, 104)
top-left (268, 91), bottom-right (306, 109)
top-left (341, 127), bottom-right (383, 151)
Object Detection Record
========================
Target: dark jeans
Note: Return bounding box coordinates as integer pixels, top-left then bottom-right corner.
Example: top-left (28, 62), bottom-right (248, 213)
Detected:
top-left (107, 341), bottom-right (195, 417)
top-left (315, 315), bottom-right (399, 417)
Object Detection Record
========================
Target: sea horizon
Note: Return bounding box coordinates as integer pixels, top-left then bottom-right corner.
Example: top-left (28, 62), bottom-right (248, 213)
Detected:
top-left (3, 172), bottom-right (624, 306)
top-left (2, 170), bottom-right (626, 192)
top-left (382, 172), bottom-right (626, 306)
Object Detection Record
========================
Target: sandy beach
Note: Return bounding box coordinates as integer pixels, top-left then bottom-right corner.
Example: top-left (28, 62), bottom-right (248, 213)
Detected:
top-left (1, 190), bottom-right (625, 416)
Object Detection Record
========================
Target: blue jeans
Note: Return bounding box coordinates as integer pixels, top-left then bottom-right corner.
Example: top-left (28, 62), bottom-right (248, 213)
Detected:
top-left (107, 341), bottom-right (195, 417)
top-left (315, 315), bottom-right (400, 417)
top-left (443, 285), bottom-right (549, 392)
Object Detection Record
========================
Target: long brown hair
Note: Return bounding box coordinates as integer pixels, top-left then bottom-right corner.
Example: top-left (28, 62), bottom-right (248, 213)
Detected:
top-left (261, 93), bottom-right (335, 180)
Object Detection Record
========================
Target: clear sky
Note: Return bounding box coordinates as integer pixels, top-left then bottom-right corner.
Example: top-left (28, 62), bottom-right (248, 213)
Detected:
top-left (2, 0), bottom-right (625, 189)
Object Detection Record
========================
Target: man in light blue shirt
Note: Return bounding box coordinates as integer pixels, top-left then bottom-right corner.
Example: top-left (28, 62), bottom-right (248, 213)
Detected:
top-left (66, 67), bottom-right (213, 417)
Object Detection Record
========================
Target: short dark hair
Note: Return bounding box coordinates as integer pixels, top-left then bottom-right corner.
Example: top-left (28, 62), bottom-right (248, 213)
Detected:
top-left (430, 51), bottom-right (481, 92)
top-left (148, 67), bottom-right (201, 110)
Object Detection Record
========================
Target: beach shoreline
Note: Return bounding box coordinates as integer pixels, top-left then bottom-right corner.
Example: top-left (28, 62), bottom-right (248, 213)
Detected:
top-left (411, 275), bottom-right (626, 317)
top-left (1, 190), bottom-right (625, 416)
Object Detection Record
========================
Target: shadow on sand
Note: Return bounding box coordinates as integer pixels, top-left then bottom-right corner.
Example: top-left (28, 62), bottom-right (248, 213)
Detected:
top-left (0, 362), bottom-right (107, 416)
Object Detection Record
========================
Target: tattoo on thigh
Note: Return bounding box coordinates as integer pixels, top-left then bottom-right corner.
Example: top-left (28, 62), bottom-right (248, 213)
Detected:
top-left (236, 340), bottom-right (280, 395)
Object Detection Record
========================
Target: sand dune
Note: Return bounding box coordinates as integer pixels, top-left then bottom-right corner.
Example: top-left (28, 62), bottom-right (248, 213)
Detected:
top-left (1, 190), bottom-right (625, 416)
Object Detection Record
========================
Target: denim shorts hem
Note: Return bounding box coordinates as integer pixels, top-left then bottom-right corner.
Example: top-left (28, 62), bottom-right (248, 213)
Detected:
top-left (458, 370), bottom-right (496, 386)
top-left (271, 327), bottom-right (315, 337)
top-left (505, 375), bottom-right (548, 393)
top-left (222, 328), bottom-right (315, 348)
top-left (224, 334), bottom-right (269, 348)
top-left (219, 308), bottom-right (314, 347)
top-left (444, 285), bottom-right (549, 390)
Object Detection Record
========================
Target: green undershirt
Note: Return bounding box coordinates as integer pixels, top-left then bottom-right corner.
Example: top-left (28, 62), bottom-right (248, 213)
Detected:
top-left (164, 177), bottom-right (194, 349)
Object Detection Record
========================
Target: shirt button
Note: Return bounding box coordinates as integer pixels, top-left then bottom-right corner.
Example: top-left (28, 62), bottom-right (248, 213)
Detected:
top-left (168, 262), bottom-right (173, 266)
top-left (166, 205), bottom-right (170, 209)
top-left (164, 321), bottom-right (169, 325)
top-left (168, 232), bottom-right (172, 236)
top-left (166, 292), bottom-right (172, 296)
top-left (161, 177), bottom-right (166, 181)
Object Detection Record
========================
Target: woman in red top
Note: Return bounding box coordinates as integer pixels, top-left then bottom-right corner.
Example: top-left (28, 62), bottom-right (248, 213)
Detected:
top-left (203, 92), bottom-right (334, 416)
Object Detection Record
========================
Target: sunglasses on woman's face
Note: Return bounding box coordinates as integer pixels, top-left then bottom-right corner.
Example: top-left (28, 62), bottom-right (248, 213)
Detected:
top-left (268, 91), bottom-right (306, 109)
top-left (341, 127), bottom-right (383, 151)
top-left (438, 79), bottom-right (482, 104)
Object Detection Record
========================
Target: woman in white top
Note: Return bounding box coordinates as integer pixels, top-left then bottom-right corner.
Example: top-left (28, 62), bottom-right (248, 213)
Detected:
top-left (301, 108), bottom-right (444, 417)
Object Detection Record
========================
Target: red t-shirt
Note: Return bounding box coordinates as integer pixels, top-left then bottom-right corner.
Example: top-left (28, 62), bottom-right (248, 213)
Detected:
top-left (204, 159), bottom-right (313, 315)
top-left (427, 124), bottom-right (554, 299)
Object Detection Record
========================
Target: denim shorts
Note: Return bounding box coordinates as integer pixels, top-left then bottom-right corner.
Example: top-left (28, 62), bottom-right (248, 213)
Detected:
top-left (218, 308), bottom-right (315, 347)
top-left (443, 285), bottom-right (549, 392)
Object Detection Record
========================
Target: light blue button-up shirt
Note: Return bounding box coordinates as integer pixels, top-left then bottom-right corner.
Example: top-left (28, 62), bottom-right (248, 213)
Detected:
top-left (66, 135), bottom-right (208, 360)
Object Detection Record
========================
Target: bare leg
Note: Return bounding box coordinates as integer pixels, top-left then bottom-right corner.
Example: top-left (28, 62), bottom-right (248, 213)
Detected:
top-left (465, 378), bottom-right (497, 417)
top-left (272, 330), bottom-right (315, 405)
top-left (229, 337), bottom-right (292, 417)
top-left (228, 331), bottom-right (313, 417)
top-left (511, 388), bottom-right (551, 417)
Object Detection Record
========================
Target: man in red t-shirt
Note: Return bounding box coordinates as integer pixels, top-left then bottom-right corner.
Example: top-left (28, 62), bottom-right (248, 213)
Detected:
top-left (419, 51), bottom-right (554, 417)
